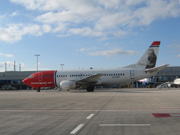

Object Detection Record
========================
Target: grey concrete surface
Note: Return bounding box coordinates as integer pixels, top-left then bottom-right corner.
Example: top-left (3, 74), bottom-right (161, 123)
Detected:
top-left (0, 88), bottom-right (180, 135)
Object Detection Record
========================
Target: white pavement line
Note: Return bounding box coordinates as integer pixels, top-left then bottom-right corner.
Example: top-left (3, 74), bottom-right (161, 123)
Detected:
top-left (70, 124), bottom-right (84, 134)
top-left (99, 124), bottom-right (151, 127)
top-left (170, 114), bottom-right (180, 117)
top-left (86, 114), bottom-right (95, 119)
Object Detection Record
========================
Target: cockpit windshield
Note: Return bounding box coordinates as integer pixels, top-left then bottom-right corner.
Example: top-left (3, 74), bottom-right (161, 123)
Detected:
top-left (28, 75), bottom-right (34, 78)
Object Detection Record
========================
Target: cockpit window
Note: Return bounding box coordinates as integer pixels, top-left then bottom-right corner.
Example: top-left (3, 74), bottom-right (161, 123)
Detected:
top-left (28, 75), bottom-right (34, 78)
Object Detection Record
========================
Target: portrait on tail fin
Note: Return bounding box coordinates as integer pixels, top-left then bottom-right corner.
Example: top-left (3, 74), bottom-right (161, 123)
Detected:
top-left (146, 49), bottom-right (157, 69)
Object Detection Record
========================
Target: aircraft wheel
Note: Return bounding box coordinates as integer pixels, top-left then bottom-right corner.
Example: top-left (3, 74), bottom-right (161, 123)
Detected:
top-left (87, 86), bottom-right (94, 92)
top-left (37, 88), bottom-right (41, 92)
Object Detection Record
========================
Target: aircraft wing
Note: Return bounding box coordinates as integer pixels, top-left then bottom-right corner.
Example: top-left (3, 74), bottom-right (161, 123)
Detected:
top-left (76, 74), bottom-right (103, 85)
top-left (145, 64), bottom-right (169, 73)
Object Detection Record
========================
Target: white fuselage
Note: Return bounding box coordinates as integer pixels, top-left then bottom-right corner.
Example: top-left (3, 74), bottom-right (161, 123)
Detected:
top-left (55, 68), bottom-right (153, 88)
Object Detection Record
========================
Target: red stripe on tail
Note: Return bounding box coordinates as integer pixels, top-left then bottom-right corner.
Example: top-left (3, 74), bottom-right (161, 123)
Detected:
top-left (151, 41), bottom-right (160, 46)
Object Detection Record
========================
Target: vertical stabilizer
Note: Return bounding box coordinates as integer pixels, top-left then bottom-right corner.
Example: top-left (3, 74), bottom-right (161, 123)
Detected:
top-left (137, 41), bottom-right (160, 69)
top-left (125, 41), bottom-right (160, 69)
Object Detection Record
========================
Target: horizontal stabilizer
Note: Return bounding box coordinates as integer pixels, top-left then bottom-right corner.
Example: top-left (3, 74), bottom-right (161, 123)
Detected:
top-left (145, 64), bottom-right (169, 73)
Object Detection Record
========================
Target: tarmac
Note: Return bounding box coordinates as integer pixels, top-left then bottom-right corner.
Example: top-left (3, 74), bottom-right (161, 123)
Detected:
top-left (0, 88), bottom-right (180, 135)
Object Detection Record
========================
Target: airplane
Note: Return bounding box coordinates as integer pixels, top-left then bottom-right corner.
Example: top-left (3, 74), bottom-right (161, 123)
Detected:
top-left (172, 78), bottom-right (180, 88)
top-left (157, 78), bottom-right (180, 89)
top-left (174, 78), bottom-right (180, 85)
top-left (23, 41), bottom-right (168, 92)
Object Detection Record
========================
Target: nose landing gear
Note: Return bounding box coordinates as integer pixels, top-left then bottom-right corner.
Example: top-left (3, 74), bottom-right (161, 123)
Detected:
top-left (37, 88), bottom-right (41, 92)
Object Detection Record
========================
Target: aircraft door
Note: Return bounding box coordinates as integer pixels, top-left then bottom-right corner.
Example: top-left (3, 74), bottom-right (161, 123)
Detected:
top-left (38, 72), bottom-right (43, 81)
top-left (130, 70), bottom-right (135, 79)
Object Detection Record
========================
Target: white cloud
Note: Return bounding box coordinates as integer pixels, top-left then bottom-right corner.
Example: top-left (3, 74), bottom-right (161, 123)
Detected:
top-left (78, 47), bottom-right (137, 57)
top-left (7, 0), bottom-right (180, 40)
top-left (10, 0), bottom-right (97, 12)
top-left (42, 24), bottom-right (51, 33)
top-left (10, 0), bottom-right (45, 11)
top-left (11, 11), bottom-right (19, 16)
top-left (0, 24), bottom-right (51, 43)
top-left (5, 54), bottom-right (14, 58)
top-left (132, 0), bottom-right (180, 26)
top-left (125, 0), bottom-right (145, 6)
top-left (88, 48), bottom-right (137, 57)
top-left (78, 47), bottom-right (97, 52)
top-left (177, 54), bottom-right (180, 57)
top-left (0, 26), bottom-right (21, 42)
top-left (0, 53), bottom-right (14, 58)
top-left (21, 24), bottom-right (51, 36)
top-left (36, 11), bottom-right (82, 24)
top-left (69, 27), bottom-right (106, 37)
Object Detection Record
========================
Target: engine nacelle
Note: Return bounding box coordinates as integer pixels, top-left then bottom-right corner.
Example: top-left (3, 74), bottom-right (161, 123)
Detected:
top-left (60, 80), bottom-right (76, 90)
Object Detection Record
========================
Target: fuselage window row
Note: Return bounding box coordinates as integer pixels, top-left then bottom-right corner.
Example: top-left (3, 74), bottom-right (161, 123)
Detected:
top-left (57, 73), bottom-right (125, 78)
top-left (57, 75), bottom-right (67, 77)
top-left (103, 73), bottom-right (125, 76)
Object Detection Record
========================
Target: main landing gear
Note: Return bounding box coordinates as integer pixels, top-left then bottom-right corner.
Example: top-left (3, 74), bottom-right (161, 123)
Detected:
top-left (87, 86), bottom-right (94, 92)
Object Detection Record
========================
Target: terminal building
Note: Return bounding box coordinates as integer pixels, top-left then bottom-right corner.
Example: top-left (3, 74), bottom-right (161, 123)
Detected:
top-left (155, 66), bottom-right (180, 85)
top-left (0, 66), bottom-right (180, 90)
top-left (0, 71), bottom-right (36, 90)
top-left (138, 66), bottom-right (180, 88)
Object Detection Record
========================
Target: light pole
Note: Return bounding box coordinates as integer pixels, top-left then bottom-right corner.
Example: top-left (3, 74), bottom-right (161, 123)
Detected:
top-left (60, 64), bottom-right (64, 70)
top-left (19, 63), bottom-right (21, 71)
top-left (5, 62), bottom-right (7, 71)
top-left (14, 61), bottom-right (16, 71)
top-left (35, 54), bottom-right (40, 71)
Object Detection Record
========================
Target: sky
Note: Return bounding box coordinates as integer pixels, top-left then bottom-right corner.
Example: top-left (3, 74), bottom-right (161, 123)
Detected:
top-left (0, 0), bottom-right (180, 71)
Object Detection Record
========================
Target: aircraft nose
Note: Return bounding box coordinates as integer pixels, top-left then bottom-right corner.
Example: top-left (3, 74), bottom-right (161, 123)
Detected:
top-left (23, 78), bottom-right (30, 86)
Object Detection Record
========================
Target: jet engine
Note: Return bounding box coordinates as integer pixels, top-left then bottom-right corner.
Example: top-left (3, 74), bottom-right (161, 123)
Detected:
top-left (60, 80), bottom-right (76, 90)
